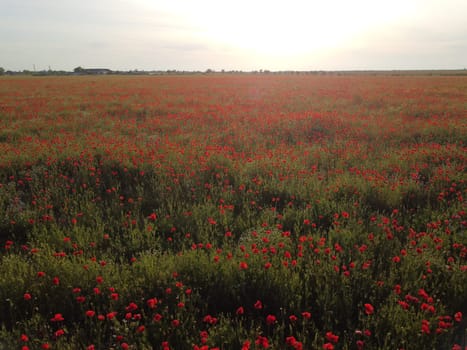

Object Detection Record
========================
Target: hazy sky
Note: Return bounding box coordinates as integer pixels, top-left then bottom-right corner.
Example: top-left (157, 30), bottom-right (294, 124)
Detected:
top-left (1, 0), bottom-right (466, 71)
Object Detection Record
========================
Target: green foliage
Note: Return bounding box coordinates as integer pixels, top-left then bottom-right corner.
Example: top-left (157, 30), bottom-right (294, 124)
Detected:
top-left (0, 75), bottom-right (466, 349)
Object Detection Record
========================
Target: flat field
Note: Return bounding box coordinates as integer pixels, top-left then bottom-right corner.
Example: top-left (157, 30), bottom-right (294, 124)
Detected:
top-left (0, 74), bottom-right (466, 349)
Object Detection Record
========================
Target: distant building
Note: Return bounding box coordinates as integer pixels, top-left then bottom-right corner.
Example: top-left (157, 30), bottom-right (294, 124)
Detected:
top-left (84, 68), bottom-right (112, 74)
top-left (73, 67), bottom-right (112, 75)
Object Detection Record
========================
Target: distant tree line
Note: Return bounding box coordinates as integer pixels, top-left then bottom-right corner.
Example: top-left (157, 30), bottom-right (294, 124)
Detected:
top-left (0, 66), bottom-right (466, 76)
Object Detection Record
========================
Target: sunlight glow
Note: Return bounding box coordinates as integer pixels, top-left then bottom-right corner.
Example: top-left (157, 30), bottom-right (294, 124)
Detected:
top-left (148, 0), bottom-right (417, 57)
top-left (2, 0), bottom-right (464, 70)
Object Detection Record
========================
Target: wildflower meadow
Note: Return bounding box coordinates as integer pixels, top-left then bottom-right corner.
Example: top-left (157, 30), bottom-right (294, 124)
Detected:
top-left (0, 74), bottom-right (466, 349)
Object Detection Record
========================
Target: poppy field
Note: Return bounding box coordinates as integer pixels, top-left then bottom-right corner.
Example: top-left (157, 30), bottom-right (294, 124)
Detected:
top-left (0, 74), bottom-right (466, 349)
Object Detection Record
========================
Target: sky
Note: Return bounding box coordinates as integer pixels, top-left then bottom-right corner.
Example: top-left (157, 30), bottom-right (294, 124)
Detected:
top-left (1, 0), bottom-right (466, 71)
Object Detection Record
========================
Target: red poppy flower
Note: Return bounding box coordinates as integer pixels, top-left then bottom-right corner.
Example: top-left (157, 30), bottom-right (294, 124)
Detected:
top-left (255, 335), bottom-right (269, 348)
top-left (325, 332), bottom-right (339, 343)
top-left (106, 312), bottom-right (117, 320)
top-left (421, 319), bottom-right (431, 334)
top-left (126, 302), bottom-right (138, 312)
top-left (266, 314), bottom-right (276, 325)
top-left (51, 313), bottom-right (64, 322)
top-left (55, 329), bottom-right (65, 337)
top-left (364, 303), bottom-right (374, 315)
top-left (147, 298), bottom-right (158, 309)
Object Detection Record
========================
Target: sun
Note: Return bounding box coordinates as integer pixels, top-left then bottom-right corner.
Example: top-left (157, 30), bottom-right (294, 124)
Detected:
top-left (195, 2), bottom-right (350, 55)
top-left (185, 0), bottom-right (414, 57)
top-left (141, 0), bottom-right (417, 68)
